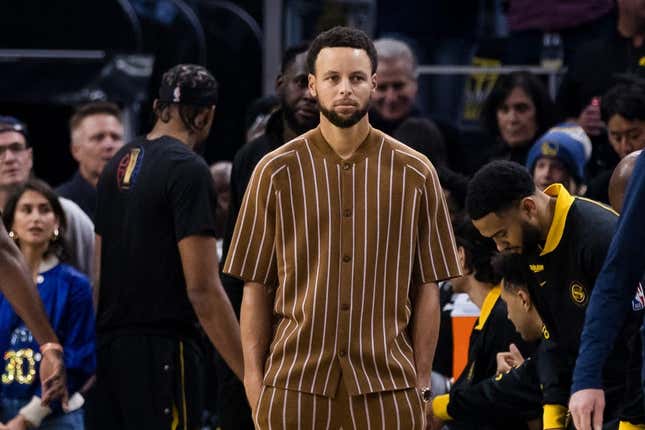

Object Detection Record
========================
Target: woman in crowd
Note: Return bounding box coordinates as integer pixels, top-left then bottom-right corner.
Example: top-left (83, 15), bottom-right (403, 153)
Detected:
top-left (0, 179), bottom-right (94, 430)
top-left (480, 71), bottom-right (558, 165)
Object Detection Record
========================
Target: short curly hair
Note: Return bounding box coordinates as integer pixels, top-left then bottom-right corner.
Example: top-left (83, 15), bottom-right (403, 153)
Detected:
top-left (154, 64), bottom-right (218, 133)
top-left (306, 26), bottom-right (377, 75)
top-left (492, 253), bottom-right (532, 293)
top-left (466, 161), bottom-right (535, 221)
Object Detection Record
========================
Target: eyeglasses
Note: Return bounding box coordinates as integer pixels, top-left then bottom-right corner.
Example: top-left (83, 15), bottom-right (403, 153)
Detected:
top-left (0, 142), bottom-right (28, 159)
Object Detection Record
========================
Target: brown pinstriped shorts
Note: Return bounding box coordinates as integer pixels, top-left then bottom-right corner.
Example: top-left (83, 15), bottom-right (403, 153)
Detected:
top-left (254, 381), bottom-right (425, 429)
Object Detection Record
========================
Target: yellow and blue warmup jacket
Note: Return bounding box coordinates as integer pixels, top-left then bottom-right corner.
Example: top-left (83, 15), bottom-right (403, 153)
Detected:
top-left (432, 286), bottom-right (538, 429)
top-left (525, 184), bottom-right (644, 428)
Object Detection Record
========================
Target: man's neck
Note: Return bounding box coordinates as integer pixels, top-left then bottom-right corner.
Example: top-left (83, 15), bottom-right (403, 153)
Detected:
top-left (319, 114), bottom-right (370, 160)
top-left (78, 167), bottom-right (99, 188)
top-left (0, 189), bottom-right (10, 211)
top-left (282, 117), bottom-right (299, 143)
top-left (147, 122), bottom-right (195, 150)
top-left (0, 183), bottom-right (21, 211)
top-left (535, 191), bottom-right (558, 241)
top-left (530, 311), bottom-right (546, 341)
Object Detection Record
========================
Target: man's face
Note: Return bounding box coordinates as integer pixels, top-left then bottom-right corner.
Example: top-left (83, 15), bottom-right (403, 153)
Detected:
top-left (0, 131), bottom-right (32, 189)
top-left (71, 114), bottom-right (124, 184)
top-left (308, 47), bottom-right (375, 128)
top-left (373, 58), bottom-right (417, 122)
top-left (532, 157), bottom-right (572, 191)
top-left (278, 52), bottom-right (318, 134)
top-left (500, 285), bottom-right (539, 341)
top-left (607, 114), bottom-right (645, 159)
top-left (472, 206), bottom-right (542, 254)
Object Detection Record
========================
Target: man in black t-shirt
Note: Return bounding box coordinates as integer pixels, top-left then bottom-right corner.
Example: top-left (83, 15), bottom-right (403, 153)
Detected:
top-left (93, 64), bottom-right (243, 430)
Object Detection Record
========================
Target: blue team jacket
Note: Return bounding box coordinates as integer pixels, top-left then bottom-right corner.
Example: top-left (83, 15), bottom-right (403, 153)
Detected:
top-left (0, 263), bottom-right (95, 401)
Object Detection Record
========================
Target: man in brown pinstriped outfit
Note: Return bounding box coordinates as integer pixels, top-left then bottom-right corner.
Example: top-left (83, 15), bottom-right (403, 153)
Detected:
top-left (224, 26), bottom-right (462, 429)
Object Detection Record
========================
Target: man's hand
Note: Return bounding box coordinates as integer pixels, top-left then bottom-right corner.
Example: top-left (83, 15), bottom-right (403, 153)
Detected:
top-left (569, 388), bottom-right (605, 430)
top-left (496, 343), bottom-right (524, 374)
top-left (39, 349), bottom-right (68, 408)
top-left (577, 97), bottom-right (604, 136)
top-left (0, 414), bottom-right (29, 430)
top-left (244, 373), bottom-right (264, 418)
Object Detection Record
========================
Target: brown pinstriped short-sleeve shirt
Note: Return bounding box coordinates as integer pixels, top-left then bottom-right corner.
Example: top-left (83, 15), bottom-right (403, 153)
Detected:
top-left (224, 126), bottom-right (462, 397)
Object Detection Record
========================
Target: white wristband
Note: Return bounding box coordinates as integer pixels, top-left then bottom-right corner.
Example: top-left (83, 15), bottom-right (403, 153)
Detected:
top-left (18, 396), bottom-right (51, 427)
top-left (66, 392), bottom-right (85, 411)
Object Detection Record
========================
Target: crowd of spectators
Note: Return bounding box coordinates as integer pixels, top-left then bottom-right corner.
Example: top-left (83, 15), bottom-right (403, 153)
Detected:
top-left (1, 1), bottom-right (645, 429)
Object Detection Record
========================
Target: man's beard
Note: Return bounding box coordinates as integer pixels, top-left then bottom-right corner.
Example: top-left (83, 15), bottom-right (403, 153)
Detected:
top-left (520, 221), bottom-right (543, 254)
top-left (318, 101), bottom-right (368, 129)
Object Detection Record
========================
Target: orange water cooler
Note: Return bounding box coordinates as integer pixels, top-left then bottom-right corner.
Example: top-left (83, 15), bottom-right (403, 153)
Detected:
top-left (450, 293), bottom-right (480, 379)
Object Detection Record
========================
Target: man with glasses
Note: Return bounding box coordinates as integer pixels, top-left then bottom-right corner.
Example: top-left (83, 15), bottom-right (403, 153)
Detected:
top-left (0, 116), bottom-right (94, 276)
top-left (586, 81), bottom-right (645, 203)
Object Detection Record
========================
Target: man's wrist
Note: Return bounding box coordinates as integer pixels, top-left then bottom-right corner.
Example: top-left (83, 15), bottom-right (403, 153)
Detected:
top-left (40, 342), bottom-right (63, 356)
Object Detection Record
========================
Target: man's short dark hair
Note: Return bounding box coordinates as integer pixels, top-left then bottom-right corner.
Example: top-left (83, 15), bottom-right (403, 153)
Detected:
top-left (601, 82), bottom-right (645, 123)
top-left (453, 216), bottom-right (501, 285)
top-left (492, 253), bottom-right (531, 293)
top-left (306, 26), bottom-right (377, 75)
top-left (154, 64), bottom-right (218, 132)
top-left (70, 101), bottom-right (121, 132)
top-left (466, 161), bottom-right (535, 221)
top-left (281, 42), bottom-right (310, 74)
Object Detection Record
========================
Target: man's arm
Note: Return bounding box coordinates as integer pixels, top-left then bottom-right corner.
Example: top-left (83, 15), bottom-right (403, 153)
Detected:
top-left (0, 222), bottom-right (67, 406)
top-left (570, 152), bottom-right (645, 430)
top-left (240, 281), bottom-right (273, 415)
top-left (178, 235), bottom-right (243, 380)
top-left (411, 282), bottom-right (440, 389)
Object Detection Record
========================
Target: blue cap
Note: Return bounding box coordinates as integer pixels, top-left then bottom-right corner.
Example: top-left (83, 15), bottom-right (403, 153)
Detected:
top-left (0, 116), bottom-right (29, 141)
top-left (526, 123), bottom-right (590, 182)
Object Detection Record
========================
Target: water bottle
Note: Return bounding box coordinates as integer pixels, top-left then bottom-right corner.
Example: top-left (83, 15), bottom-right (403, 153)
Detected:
top-left (541, 32), bottom-right (564, 70)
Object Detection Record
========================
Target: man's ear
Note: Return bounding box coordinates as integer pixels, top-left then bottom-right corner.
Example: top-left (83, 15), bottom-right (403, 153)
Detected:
top-left (517, 288), bottom-right (532, 311)
top-left (308, 73), bottom-right (317, 98)
top-left (371, 73), bottom-right (377, 93)
top-left (275, 74), bottom-right (285, 93)
top-left (520, 196), bottom-right (538, 221)
top-left (457, 246), bottom-right (467, 273)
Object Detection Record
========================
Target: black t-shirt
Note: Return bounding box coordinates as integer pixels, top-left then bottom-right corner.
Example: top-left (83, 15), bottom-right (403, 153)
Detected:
top-left (95, 136), bottom-right (217, 339)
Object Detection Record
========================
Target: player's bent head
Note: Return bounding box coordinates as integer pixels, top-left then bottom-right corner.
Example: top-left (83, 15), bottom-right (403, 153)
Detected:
top-left (466, 161), bottom-right (535, 221)
top-left (493, 253), bottom-right (541, 341)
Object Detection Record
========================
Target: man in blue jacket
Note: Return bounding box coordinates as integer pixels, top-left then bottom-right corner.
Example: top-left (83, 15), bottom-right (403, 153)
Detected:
top-left (570, 150), bottom-right (645, 430)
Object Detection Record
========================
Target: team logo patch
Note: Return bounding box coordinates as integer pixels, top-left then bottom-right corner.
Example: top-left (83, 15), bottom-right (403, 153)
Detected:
top-left (541, 141), bottom-right (559, 157)
top-left (632, 282), bottom-right (645, 311)
top-left (570, 282), bottom-right (588, 307)
top-left (529, 264), bottom-right (544, 273)
top-left (116, 147), bottom-right (144, 190)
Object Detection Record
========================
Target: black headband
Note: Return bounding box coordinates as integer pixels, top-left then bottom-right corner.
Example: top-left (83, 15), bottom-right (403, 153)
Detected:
top-left (158, 81), bottom-right (217, 106)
